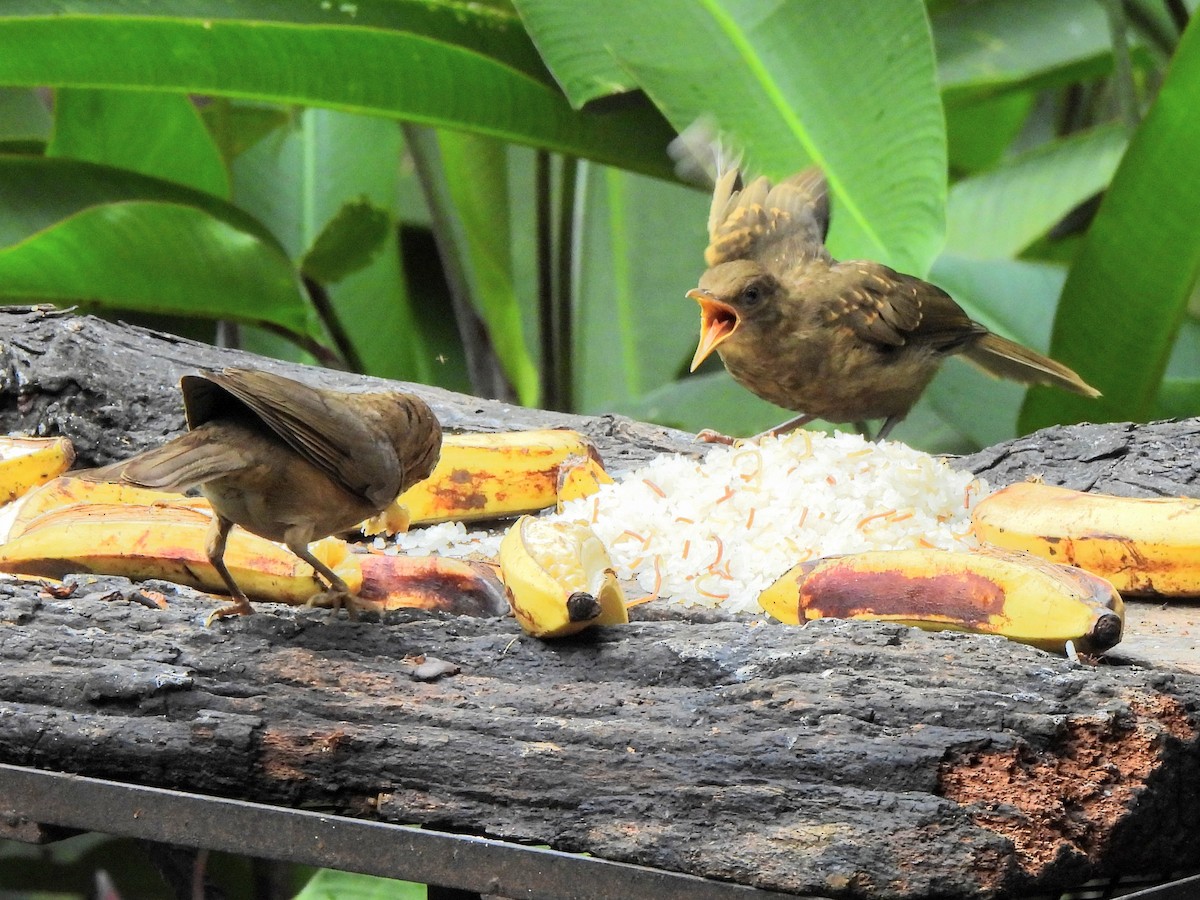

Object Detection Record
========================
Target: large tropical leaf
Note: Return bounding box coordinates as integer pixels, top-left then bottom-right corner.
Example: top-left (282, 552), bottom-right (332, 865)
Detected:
top-left (0, 3), bottom-right (676, 178)
top-left (572, 164), bottom-right (710, 414)
top-left (945, 124), bottom-right (1128, 259)
top-left (1021, 15), bottom-right (1200, 431)
top-left (432, 130), bottom-right (540, 405)
top-left (48, 88), bottom-right (229, 197)
top-left (933, 0), bottom-right (1129, 104)
top-left (0, 155), bottom-right (310, 335)
top-left (230, 109), bottom-right (447, 382)
top-left (514, 0), bottom-right (947, 275)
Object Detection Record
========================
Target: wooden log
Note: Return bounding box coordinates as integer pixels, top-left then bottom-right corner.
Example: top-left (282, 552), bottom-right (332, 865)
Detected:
top-left (0, 306), bottom-right (1198, 899)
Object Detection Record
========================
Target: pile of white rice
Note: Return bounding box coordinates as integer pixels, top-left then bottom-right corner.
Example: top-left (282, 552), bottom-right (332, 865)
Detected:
top-left (554, 430), bottom-right (987, 616)
top-left (381, 430), bottom-right (989, 617)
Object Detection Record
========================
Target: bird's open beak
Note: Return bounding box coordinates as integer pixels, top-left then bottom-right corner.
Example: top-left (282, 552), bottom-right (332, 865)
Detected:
top-left (687, 289), bottom-right (740, 372)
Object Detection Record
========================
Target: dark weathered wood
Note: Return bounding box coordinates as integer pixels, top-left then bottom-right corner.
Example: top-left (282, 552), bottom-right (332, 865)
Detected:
top-left (1, 307), bottom-right (1199, 899)
top-left (957, 418), bottom-right (1200, 497)
top-left (0, 583), bottom-right (1197, 900)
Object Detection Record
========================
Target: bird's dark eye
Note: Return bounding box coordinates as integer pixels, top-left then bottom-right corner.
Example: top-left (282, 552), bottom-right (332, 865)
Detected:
top-left (741, 285), bottom-right (763, 306)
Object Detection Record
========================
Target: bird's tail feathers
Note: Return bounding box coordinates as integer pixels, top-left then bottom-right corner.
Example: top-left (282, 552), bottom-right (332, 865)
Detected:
top-left (964, 333), bottom-right (1101, 398)
top-left (76, 428), bottom-right (245, 492)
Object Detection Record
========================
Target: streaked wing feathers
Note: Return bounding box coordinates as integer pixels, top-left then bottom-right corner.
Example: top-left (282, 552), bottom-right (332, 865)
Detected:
top-left (184, 368), bottom-right (401, 504)
top-left (823, 263), bottom-right (985, 352)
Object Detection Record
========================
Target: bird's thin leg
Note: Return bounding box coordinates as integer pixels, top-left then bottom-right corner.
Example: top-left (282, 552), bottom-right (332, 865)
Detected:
top-left (204, 515), bottom-right (255, 625)
top-left (285, 526), bottom-right (358, 618)
top-left (752, 412), bottom-right (816, 441)
top-left (874, 415), bottom-right (902, 442)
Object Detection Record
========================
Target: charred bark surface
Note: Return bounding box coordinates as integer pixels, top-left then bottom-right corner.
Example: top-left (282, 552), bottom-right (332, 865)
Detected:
top-left (0, 307), bottom-right (1198, 899)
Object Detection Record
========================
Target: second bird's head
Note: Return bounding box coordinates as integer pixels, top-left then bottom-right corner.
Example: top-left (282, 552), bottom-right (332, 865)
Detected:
top-left (687, 259), bottom-right (783, 371)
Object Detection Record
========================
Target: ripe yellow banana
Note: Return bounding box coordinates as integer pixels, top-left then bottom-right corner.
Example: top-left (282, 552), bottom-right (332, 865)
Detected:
top-left (973, 481), bottom-right (1200, 597)
top-left (758, 547), bottom-right (1124, 654)
top-left (0, 501), bottom-right (506, 616)
top-left (498, 514), bottom-right (628, 638)
top-left (0, 502), bottom-right (362, 604)
top-left (362, 428), bottom-right (605, 535)
top-left (0, 436), bottom-right (76, 505)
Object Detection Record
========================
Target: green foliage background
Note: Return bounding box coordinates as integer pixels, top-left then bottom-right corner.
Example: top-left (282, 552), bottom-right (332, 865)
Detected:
top-left (2, 2), bottom-right (1200, 895)
top-left (3, 1), bottom-right (1200, 454)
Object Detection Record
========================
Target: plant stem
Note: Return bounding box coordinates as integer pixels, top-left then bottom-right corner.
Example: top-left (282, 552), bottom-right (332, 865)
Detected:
top-left (302, 275), bottom-right (361, 371)
top-left (1103, 0), bottom-right (1141, 132)
top-left (535, 150), bottom-right (556, 409)
top-left (555, 156), bottom-right (579, 413)
top-left (1164, 0), bottom-right (1190, 34)
top-left (402, 124), bottom-right (516, 402)
top-left (256, 321), bottom-right (343, 368)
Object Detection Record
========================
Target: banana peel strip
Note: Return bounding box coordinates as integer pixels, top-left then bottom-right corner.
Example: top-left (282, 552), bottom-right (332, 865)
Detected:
top-left (0, 502), bottom-right (362, 605)
top-left (0, 500), bottom-right (511, 617)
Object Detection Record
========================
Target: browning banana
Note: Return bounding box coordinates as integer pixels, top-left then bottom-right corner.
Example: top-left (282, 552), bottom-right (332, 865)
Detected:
top-left (363, 429), bottom-right (604, 534)
top-left (758, 546), bottom-right (1124, 654)
top-left (0, 502), bottom-right (362, 605)
top-left (0, 501), bottom-right (506, 617)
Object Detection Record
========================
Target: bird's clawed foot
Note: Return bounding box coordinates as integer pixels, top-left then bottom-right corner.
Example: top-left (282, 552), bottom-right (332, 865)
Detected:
top-left (306, 587), bottom-right (362, 620)
top-left (203, 597), bottom-right (255, 627)
top-left (696, 428), bottom-right (740, 446)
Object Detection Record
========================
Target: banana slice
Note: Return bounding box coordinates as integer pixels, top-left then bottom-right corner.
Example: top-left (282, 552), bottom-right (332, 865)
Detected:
top-left (759, 546), bottom-right (1124, 654)
top-left (499, 515), bottom-right (628, 638)
top-left (0, 436), bottom-right (75, 506)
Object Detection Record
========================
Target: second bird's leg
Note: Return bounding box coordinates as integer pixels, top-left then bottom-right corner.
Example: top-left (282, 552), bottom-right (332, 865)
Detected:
top-left (204, 515), bottom-right (255, 625)
top-left (752, 412), bottom-right (816, 442)
top-left (873, 415), bottom-right (903, 442)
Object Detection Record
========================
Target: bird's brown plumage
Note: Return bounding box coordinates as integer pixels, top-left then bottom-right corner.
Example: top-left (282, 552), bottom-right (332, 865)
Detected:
top-left (687, 166), bottom-right (1099, 440)
top-left (82, 367), bottom-right (442, 621)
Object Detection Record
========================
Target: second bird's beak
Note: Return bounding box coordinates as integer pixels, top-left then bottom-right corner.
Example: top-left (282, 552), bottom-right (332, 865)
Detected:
top-left (687, 289), bottom-right (740, 372)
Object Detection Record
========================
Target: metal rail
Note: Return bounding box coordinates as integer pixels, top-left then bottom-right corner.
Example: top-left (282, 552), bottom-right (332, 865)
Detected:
top-left (0, 763), bottom-right (801, 899)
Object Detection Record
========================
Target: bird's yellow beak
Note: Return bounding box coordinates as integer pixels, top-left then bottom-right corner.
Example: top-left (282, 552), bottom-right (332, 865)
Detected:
top-left (687, 288), bottom-right (740, 372)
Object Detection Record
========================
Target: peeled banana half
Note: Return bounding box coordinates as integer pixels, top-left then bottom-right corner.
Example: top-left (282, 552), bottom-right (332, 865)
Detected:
top-left (758, 547), bottom-right (1124, 655)
top-left (973, 481), bottom-right (1200, 597)
top-left (499, 515), bottom-right (628, 639)
top-left (0, 500), bottom-right (506, 616)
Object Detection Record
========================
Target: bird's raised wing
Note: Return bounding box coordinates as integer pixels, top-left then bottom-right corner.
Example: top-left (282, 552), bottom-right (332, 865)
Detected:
top-left (820, 262), bottom-right (987, 353)
top-left (183, 368), bottom-right (400, 504)
top-left (706, 166), bottom-right (830, 271)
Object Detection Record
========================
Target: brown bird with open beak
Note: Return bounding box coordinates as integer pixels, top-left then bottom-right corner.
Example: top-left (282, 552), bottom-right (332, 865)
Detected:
top-left (83, 367), bottom-right (442, 622)
top-left (686, 166), bottom-right (1099, 441)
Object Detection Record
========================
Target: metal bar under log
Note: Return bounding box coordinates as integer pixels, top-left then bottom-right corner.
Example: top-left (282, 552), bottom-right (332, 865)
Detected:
top-left (0, 763), bottom-right (800, 900)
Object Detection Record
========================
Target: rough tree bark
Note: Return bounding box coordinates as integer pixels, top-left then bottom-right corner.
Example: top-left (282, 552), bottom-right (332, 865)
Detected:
top-left (0, 307), bottom-right (1198, 900)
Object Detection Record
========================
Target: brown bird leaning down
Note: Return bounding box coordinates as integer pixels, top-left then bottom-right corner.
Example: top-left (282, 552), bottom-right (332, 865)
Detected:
top-left (82, 367), bottom-right (442, 623)
top-left (686, 166), bottom-right (1100, 441)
